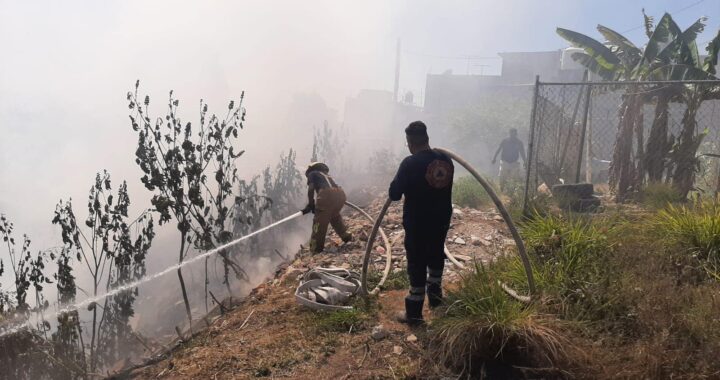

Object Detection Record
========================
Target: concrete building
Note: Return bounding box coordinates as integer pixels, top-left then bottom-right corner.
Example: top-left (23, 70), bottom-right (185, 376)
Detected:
top-left (423, 50), bottom-right (585, 116)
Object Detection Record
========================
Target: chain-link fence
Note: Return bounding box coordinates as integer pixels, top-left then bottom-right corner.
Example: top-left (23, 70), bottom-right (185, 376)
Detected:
top-left (523, 79), bottom-right (720, 211)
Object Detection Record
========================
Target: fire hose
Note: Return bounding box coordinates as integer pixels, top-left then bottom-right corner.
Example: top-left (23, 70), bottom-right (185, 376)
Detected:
top-left (344, 202), bottom-right (393, 294)
top-left (293, 202), bottom-right (393, 310)
top-left (358, 148), bottom-right (536, 301)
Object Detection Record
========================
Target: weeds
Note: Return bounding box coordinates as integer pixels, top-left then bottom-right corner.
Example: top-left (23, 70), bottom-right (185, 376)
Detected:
top-left (502, 179), bottom-right (551, 221)
top-left (431, 263), bottom-right (570, 377)
top-left (434, 196), bottom-right (720, 377)
top-left (640, 182), bottom-right (684, 209)
top-left (365, 268), bottom-right (409, 292)
top-left (452, 175), bottom-right (492, 209)
top-left (653, 200), bottom-right (720, 279)
top-left (380, 269), bottom-right (410, 291)
top-left (307, 296), bottom-right (377, 333)
top-left (311, 309), bottom-right (365, 333)
top-left (508, 214), bottom-right (615, 320)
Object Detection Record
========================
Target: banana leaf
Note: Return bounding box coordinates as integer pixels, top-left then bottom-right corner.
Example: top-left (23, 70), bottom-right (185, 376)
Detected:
top-left (641, 13), bottom-right (680, 66)
top-left (571, 52), bottom-right (618, 80)
top-left (648, 64), bottom-right (718, 81)
top-left (704, 30), bottom-right (720, 75)
top-left (557, 27), bottom-right (621, 71)
top-left (597, 25), bottom-right (641, 70)
top-left (657, 17), bottom-right (706, 68)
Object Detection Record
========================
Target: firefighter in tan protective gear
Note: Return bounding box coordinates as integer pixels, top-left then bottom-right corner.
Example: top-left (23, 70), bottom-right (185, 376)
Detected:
top-left (301, 162), bottom-right (352, 253)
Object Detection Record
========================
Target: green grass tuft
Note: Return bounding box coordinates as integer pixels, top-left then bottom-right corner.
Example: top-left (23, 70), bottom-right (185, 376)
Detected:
top-left (380, 269), bottom-right (410, 290)
top-left (506, 213), bottom-right (614, 320)
top-left (307, 296), bottom-right (378, 334)
top-left (640, 182), bottom-right (684, 209)
top-left (431, 263), bottom-right (570, 376)
top-left (653, 201), bottom-right (720, 278)
top-left (310, 308), bottom-right (367, 333)
top-left (452, 175), bottom-right (492, 209)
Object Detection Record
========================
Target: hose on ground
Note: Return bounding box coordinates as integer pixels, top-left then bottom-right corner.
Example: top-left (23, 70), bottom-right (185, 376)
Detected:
top-left (435, 148), bottom-right (535, 297)
top-left (443, 245), bottom-right (465, 269)
top-left (344, 201), bottom-right (393, 295)
top-left (359, 148), bottom-right (536, 301)
top-left (358, 198), bottom-right (393, 296)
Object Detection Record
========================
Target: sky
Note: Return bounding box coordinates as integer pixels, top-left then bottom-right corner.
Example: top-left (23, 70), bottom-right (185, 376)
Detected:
top-left (0, 0), bottom-right (718, 260)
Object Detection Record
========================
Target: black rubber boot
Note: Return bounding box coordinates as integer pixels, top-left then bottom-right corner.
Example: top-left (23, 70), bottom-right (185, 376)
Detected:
top-left (396, 297), bottom-right (424, 326)
top-left (427, 283), bottom-right (443, 309)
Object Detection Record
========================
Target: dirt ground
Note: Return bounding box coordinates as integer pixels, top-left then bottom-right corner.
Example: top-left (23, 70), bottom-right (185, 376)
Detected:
top-left (120, 198), bottom-right (514, 379)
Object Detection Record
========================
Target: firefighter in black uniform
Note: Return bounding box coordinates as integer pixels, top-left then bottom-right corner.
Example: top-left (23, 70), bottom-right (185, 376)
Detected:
top-left (389, 121), bottom-right (454, 325)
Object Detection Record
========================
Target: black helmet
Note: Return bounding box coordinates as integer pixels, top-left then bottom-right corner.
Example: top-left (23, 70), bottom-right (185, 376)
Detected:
top-left (306, 162), bottom-right (330, 176)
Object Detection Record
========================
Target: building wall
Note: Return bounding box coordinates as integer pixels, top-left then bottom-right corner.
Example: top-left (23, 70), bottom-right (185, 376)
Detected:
top-left (423, 50), bottom-right (586, 116)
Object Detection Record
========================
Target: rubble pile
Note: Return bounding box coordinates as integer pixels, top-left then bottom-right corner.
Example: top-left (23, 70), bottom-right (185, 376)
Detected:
top-left (278, 196), bottom-right (516, 286)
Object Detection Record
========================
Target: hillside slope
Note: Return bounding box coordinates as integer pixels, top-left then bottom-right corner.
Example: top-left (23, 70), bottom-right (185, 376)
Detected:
top-left (120, 199), bottom-right (512, 379)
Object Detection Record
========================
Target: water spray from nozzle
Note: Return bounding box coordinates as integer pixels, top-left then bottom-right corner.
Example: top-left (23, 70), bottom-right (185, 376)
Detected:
top-left (0, 211), bottom-right (304, 339)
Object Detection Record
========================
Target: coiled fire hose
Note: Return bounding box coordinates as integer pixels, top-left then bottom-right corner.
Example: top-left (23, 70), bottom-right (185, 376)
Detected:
top-left (359, 148), bottom-right (536, 301)
top-left (344, 201), bottom-right (393, 294)
top-left (294, 202), bottom-right (392, 310)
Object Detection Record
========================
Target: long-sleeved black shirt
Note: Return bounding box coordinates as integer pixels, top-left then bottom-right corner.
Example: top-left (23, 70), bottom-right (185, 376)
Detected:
top-left (389, 149), bottom-right (454, 229)
top-left (497, 137), bottom-right (525, 163)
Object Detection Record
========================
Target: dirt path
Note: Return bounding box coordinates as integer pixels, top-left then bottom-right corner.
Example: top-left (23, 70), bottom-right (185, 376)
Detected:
top-left (122, 199), bottom-right (512, 379)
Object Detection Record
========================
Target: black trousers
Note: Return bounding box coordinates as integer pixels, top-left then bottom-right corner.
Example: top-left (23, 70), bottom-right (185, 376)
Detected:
top-left (404, 223), bottom-right (449, 307)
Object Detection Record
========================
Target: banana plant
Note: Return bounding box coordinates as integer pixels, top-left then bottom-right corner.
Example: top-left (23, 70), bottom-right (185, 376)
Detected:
top-left (557, 12), bottom-right (719, 200)
top-left (648, 24), bottom-right (720, 198)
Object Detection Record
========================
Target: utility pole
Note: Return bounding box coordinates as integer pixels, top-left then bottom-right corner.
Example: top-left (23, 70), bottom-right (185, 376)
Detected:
top-left (394, 38), bottom-right (401, 103)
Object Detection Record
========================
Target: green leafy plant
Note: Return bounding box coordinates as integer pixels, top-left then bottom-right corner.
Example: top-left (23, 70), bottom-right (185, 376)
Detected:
top-left (128, 81), bottom-right (249, 325)
top-left (52, 170), bottom-right (155, 372)
top-left (0, 215), bottom-right (52, 314)
top-left (262, 149), bottom-right (303, 221)
top-left (557, 13), bottom-right (720, 200)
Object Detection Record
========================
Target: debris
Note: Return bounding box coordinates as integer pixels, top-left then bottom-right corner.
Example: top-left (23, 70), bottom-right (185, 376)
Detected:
top-left (239, 309), bottom-right (255, 330)
top-left (453, 254), bottom-right (472, 262)
top-left (453, 237), bottom-right (466, 245)
top-left (279, 266), bottom-right (303, 285)
top-left (393, 345), bottom-right (404, 355)
top-left (406, 334), bottom-right (417, 342)
top-left (371, 324), bottom-right (389, 340)
top-left (452, 208), bottom-right (464, 217)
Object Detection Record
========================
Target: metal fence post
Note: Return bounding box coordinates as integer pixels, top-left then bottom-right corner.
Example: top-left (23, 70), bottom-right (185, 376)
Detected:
top-left (523, 75), bottom-right (540, 215)
top-left (575, 79), bottom-right (592, 184)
